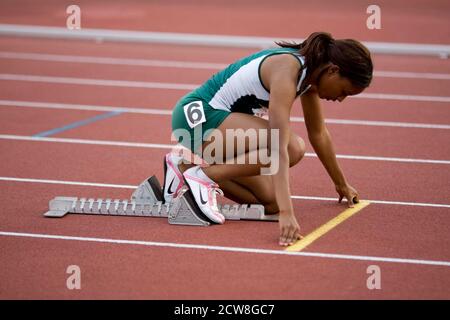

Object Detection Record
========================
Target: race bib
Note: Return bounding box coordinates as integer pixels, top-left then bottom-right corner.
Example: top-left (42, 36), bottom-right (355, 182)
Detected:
top-left (183, 101), bottom-right (206, 129)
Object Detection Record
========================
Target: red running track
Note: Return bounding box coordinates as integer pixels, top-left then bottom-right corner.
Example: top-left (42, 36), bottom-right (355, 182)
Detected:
top-left (0, 2), bottom-right (450, 299)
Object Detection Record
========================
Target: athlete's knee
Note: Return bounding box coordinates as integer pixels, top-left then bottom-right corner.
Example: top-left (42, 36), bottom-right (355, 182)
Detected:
top-left (264, 201), bottom-right (279, 215)
top-left (288, 135), bottom-right (306, 167)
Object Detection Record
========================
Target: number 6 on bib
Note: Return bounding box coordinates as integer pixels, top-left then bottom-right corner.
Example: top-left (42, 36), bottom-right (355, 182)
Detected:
top-left (183, 101), bottom-right (206, 129)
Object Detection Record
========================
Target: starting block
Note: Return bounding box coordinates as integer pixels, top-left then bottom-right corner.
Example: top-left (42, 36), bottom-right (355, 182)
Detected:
top-left (43, 175), bottom-right (279, 226)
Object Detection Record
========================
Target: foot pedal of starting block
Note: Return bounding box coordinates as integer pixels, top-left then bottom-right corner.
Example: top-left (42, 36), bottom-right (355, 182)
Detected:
top-left (168, 187), bottom-right (211, 226)
top-left (44, 196), bottom-right (78, 218)
top-left (131, 175), bottom-right (163, 203)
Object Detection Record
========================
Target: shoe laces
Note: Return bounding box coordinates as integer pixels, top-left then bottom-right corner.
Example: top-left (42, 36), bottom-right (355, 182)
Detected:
top-left (208, 183), bottom-right (224, 209)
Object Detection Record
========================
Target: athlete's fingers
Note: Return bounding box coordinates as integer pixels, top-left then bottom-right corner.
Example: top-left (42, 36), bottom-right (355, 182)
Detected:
top-left (285, 227), bottom-right (298, 245)
top-left (347, 195), bottom-right (355, 208)
top-left (338, 195), bottom-right (343, 203)
top-left (280, 232), bottom-right (303, 247)
top-left (281, 226), bottom-right (299, 246)
top-left (279, 228), bottom-right (289, 246)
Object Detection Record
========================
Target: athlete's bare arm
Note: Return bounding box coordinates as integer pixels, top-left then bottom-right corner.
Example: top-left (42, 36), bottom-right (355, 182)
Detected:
top-left (301, 91), bottom-right (359, 206)
top-left (260, 54), bottom-right (302, 245)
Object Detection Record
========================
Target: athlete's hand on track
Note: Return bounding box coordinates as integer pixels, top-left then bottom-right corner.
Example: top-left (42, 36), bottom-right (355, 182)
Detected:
top-left (336, 183), bottom-right (360, 208)
top-left (278, 211), bottom-right (303, 246)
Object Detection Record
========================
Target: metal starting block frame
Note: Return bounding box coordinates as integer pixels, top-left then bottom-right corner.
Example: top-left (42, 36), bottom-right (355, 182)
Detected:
top-left (44, 175), bottom-right (279, 226)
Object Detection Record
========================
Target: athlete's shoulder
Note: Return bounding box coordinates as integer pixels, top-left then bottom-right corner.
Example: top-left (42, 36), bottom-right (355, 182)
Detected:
top-left (262, 52), bottom-right (302, 76)
top-left (260, 53), bottom-right (302, 92)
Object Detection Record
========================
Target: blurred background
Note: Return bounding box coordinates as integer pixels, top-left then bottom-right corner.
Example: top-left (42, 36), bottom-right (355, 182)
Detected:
top-left (0, 0), bottom-right (449, 43)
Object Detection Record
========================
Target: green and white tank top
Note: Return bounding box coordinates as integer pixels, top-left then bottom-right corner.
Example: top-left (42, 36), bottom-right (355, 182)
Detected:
top-left (193, 47), bottom-right (310, 117)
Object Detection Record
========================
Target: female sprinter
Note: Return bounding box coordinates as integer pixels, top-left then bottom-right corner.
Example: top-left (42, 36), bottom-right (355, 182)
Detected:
top-left (163, 32), bottom-right (373, 246)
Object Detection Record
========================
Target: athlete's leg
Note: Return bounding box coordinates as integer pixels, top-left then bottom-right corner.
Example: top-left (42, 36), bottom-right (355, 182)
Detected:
top-left (202, 113), bottom-right (304, 176)
top-left (193, 112), bottom-right (306, 214)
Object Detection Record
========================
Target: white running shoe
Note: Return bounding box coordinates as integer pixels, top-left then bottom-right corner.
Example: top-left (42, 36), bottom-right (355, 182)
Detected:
top-left (183, 166), bottom-right (225, 224)
top-left (162, 153), bottom-right (186, 204)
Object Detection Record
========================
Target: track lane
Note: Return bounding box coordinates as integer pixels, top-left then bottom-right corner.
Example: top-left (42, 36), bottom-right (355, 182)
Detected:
top-left (0, 139), bottom-right (448, 206)
top-left (0, 37), bottom-right (253, 64)
top-left (0, 58), bottom-right (449, 97)
top-left (1, 80), bottom-right (450, 124)
top-left (1, 37), bottom-right (450, 72)
top-left (1, 97), bottom-right (450, 128)
top-left (0, 107), bottom-right (105, 136)
top-left (1, 108), bottom-right (448, 161)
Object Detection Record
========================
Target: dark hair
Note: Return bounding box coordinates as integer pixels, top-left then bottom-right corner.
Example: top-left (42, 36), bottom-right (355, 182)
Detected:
top-left (276, 32), bottom-right (373, 88)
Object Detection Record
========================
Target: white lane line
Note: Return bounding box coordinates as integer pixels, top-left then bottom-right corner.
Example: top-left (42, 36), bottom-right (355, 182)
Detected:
top-left (328, 154), bottom-right (450, 165)
top-left (0, 99), bottom-right (172, 115)
top-left (1, 134), bottom-right (449, 165)
top-left (1, 73), bottom-right (449, 103)
top-left (0, 231), bottom-right (449, 267)
top-left (0, 176), bottom-right (136, 189)
top-left (290, 195), bottom-right (450, 209)
top-left (1, 51), bottom-right (450, 80)
top-left (374, 70), bottom-right (450, 80)
top-left (0, 134), bottom-right (173, 149)
top-left (354, 93), bottom-right (450, 103)
top-left (0, 51), bottom-right (228, 70)
top-left (1, 176), bottom-right (450, 209)
top-left (294, 117), bottom-right (450, 130)
top-left (0, 73), bottom-right (197, 90)
top-left (1, 100), bottom-right (450, 130)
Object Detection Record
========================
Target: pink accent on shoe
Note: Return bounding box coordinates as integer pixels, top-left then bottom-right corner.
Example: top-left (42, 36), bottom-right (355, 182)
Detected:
top-left (208, 183), bottom-right (225, 223)
top-left (183, 173), bottom-right (212, 187)
top-left (184, 172), bottom-right (225, 223)
top-left (166, 153), bottom-right (185, 196)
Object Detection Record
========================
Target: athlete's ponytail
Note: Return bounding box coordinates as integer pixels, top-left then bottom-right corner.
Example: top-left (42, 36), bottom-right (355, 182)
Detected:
top-left (277, 32), bottom-right (373, 88)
